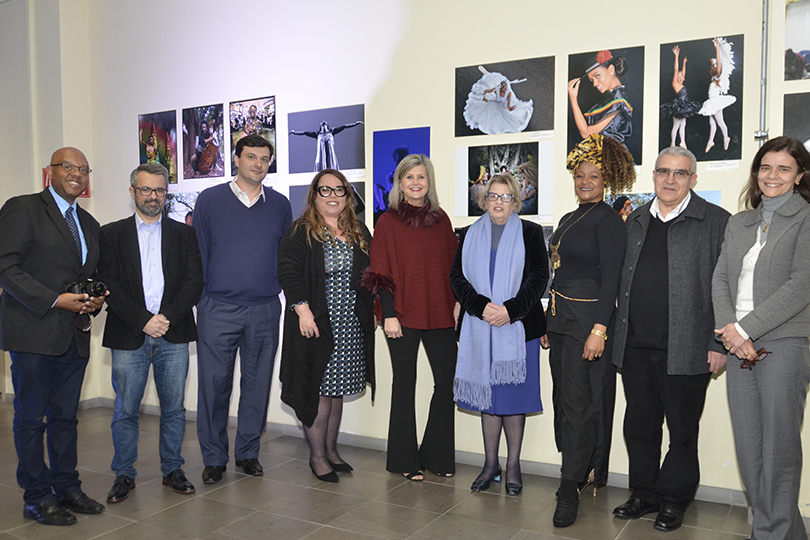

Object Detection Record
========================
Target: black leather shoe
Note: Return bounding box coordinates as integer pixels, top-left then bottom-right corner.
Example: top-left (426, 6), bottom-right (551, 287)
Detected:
top-left (654, 505), bottom-right (684, 532)
top-left (235, 458), bottom-right (263, 476)
top-left (162, 469), bottom-right (195, 495)
top-left (552, 493), bottom-right (579, 528)
top-left (613, 497), bottom-right (661, 519)
top-left (202, 465), bottom-right (226, 484)
top-left (506, 483), bottom-right (523, 496)
top-left (328, 460), bottom-right (353, 473)
top-left (309, 461), bottom-right (339, 483)
top-left (470, 468), bottom-right (501, 492)
top-left (59, 491), bottom-right (105, 514)
top-left (23, 499), bottom-right (77, 526)
top-left (106, 476), bottom-right (135, 503)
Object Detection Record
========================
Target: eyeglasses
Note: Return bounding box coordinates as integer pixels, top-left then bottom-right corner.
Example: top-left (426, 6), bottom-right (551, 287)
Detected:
top-left (51, 162), bottom-right (92, 175)
top-left (740, 348), bottom-right (770, 370)
top-left (317, 185), bottom-right (347, 197)
top-left (654, 168), bottom-right (692, 180)
top-left (485, 192), bottom-right (516, 203)
top-left (133, 186), bottom-right (168, 197)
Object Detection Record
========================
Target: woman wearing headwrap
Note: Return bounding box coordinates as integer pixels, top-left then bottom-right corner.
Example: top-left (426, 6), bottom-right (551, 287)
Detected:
top-left (451, 174), bottom-right (548, 497)
top-left (544, 134), bottom-right (635, 527)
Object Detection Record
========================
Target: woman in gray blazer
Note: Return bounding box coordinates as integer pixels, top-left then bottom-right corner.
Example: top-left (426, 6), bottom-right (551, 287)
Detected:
top-left (713, 136), bottom-right (810, 540)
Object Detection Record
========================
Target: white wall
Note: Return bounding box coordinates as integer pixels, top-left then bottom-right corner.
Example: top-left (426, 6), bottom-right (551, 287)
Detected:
top-left (3, 0), bottom-right (810, 511)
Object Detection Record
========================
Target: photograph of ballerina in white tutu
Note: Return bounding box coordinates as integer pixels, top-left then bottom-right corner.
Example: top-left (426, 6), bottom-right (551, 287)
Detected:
top-left (567, 46), bottom-right (644, 164)
top-left (455, 57), bottom-right (554, 137)
top-left (658, 36), bottom-right (744, 161)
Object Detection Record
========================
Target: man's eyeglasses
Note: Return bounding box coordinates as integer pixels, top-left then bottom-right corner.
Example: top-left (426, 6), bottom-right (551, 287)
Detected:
top-left (654, 168), bottom-right (692, 180)
top-left (317, 185), bottom-right (347, 197)
top-left (740, 348), bottom-right (770, 370)
top-left (51, 162), bottom-right (92, 175)
top-left (134, 186), bottom-right (168, 197)
top-left (484, 192), bottom-right (516, 203)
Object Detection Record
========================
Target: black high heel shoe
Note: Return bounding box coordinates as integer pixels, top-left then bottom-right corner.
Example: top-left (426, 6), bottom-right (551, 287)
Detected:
top-left (328, 460), bottom-right (353, 473)
top-left (470, 468), bottom-right (501, 492)
top-left (309, 461), bottom-right (339, 483)
top-left (505, 471), bottom-right (522, 496)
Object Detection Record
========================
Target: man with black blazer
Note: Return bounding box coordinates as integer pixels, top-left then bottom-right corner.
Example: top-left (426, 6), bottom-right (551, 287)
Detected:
top-left (97, 163), bottom-right (203, 504)
top-left (0, 147), bottom-right (107, 526)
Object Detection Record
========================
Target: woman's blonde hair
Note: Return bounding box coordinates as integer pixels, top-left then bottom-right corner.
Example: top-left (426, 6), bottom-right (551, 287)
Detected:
top-left (388, 154), bottom-right (441, 212)
top-left (476, 173), bottom-right (523, 213)
top-left (295, 169), bottom-right (368, 253)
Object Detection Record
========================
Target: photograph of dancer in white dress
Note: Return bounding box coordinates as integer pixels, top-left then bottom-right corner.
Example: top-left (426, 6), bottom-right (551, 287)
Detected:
top-left (455, 57), bottom-right (554, 137)
top-left (567, 47), bottom-right (644, 164)
top-left (289, 104), bottom-right (365, 174)
top-left (658, 36), bottom-right (743, 161)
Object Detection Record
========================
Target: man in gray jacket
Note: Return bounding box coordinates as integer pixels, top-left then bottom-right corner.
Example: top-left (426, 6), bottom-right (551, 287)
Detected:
top-left (611, 147), bottom-right (729, 532)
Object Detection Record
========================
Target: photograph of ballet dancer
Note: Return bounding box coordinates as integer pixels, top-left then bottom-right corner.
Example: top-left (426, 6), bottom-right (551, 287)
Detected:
top-left (372, 127), bottom-right (430, 224)
top-left (466, 142), bottom-right (540, 218)
top-left (785, 0), bottom-right (810, 80)
top-left (784, 93), bottom-right (810, 150)
top-left (455, 56), bottom-right (554, 137)
top-left (138, 110), bottom-right (178, 184)
top-left (288, 104), bottom-right (365, 174)
top-left (567, 46), bottom-right (644, 164)
top-left (659, 36), bottom-right (744, 161)
top-left (182, 104), bottom-right (224, 180)
top-left (229, 96), bottom-right (276, 176)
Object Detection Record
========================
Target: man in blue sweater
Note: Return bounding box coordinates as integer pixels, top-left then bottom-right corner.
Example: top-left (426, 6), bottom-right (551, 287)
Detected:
top-left (193, 135), bottom-right (292, 484)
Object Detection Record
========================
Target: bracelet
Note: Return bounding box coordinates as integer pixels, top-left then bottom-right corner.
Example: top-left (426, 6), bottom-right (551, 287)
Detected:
top-left (590, 329), bottom-right (608, 341)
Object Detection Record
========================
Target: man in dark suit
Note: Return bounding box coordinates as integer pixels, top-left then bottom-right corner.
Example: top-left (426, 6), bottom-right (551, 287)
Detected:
top-left (96, 163), bottom-right (203, 504)
top-left (0, 147), bottom-right (107, 526)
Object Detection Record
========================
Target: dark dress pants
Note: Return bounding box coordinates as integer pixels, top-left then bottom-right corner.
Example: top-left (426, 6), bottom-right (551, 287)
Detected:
top-left (385, 326), bottom-right (457, 475)
top-left (10, 338), bottom-right (88, 505)
top-left (620, 344), bottom-right (711, 508)
top-left (196, 295), bottom-right (281, 466)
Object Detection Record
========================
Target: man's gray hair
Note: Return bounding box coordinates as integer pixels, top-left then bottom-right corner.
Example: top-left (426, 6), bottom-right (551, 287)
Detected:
top-left (655, 146), bottom-right (697, 174)
top-left (130, 162), bottom-right (169, 187)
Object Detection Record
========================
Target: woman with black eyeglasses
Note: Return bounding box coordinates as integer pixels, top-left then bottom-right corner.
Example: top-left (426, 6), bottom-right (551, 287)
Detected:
top-left (545, 134), bottom-right (635, 527)
top-left (278, 169), bottom-right (374, 483)
top-left (712, 136), bottom-right (810, 539)
top-left (451, 174), bottom-right (548, 496)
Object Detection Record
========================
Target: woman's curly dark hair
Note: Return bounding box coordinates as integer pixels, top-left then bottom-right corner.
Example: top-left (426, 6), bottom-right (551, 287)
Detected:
top-left (600, 136), bottom-right (636, 195)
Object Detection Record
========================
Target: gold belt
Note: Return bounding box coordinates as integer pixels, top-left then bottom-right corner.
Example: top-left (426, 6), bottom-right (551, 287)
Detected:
top-left (549, 289), bottom-right (598, 316)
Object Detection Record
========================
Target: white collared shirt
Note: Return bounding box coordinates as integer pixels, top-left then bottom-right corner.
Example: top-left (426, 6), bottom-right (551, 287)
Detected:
top-left (230, 179), bottom-right (265, 208)
top-left (650, 192), bottom-right (692, 223)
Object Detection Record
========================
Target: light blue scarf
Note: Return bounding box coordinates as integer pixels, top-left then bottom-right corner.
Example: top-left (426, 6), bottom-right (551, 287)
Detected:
top-left (454, 212), bottom-right (526, 410)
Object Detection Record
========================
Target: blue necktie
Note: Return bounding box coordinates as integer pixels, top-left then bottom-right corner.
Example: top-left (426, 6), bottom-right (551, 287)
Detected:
top-left (65, 206), bottom-right (82, 258)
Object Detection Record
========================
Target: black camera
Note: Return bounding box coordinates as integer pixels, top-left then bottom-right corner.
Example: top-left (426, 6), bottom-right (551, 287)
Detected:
top-left (65, 279), bottom-right (107, 297)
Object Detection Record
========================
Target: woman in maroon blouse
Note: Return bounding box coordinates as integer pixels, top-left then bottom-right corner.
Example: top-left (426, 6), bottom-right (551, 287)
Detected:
top-left (363, 154), bottom-right (459, 481)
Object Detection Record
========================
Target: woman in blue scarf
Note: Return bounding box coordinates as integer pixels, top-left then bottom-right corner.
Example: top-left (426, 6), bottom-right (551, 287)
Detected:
top-left (451, 174), bottom-right (549, 496)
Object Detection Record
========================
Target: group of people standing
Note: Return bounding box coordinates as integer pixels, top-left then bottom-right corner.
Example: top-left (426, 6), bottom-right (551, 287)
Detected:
top-left (2, 132), bottom-right (809, 540)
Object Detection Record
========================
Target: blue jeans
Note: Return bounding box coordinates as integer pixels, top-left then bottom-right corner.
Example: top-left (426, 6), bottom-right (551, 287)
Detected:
top-left (110, 337), bottom-right (189, 478)
top-left (11, 339), bottom-right (88, 505)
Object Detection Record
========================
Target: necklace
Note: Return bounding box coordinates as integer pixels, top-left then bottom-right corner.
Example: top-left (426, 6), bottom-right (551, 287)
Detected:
top-left (549, 203), bottom-right (599, 270)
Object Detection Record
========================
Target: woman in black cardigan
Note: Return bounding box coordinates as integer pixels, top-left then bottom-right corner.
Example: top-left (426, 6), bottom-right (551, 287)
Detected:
top-left (278, 169), bottom-right (374, 483)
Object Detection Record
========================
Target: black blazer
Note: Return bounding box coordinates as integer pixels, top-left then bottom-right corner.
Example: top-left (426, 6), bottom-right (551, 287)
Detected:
top-left (451, 218), bottom-right (549, 341)
top-left (0, 189), bottom-right (100, 358)
top-left (97, 215), bottom-right (203, 350)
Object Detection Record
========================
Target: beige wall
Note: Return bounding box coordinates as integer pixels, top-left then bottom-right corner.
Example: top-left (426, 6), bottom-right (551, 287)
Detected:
top-left (2, 0), bottom-right (810, 510)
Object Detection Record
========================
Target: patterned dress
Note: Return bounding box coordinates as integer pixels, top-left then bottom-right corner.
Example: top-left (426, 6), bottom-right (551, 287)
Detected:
top-left (320, 234), bottom-right (366, 396)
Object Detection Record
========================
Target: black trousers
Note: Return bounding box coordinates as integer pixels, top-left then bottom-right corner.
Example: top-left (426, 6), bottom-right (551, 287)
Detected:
top-left (384, 326), bottom-right (457, 475)
top-left (620, 345), bottom-right (711, 508)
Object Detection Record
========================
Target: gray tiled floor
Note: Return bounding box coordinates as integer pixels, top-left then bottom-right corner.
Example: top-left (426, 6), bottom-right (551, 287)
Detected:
top-left (0, 401), bottom-right (759, 539)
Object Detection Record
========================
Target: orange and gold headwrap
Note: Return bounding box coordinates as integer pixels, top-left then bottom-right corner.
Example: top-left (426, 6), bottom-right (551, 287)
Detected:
top-left (566, 134), bottom-right (604, 175)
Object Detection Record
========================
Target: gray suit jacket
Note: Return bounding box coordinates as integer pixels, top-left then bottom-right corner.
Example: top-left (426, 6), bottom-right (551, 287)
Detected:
top-left (712, 192), bottom-right (810, 342)
top-left (613, 192), bottom-right (730, 375)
